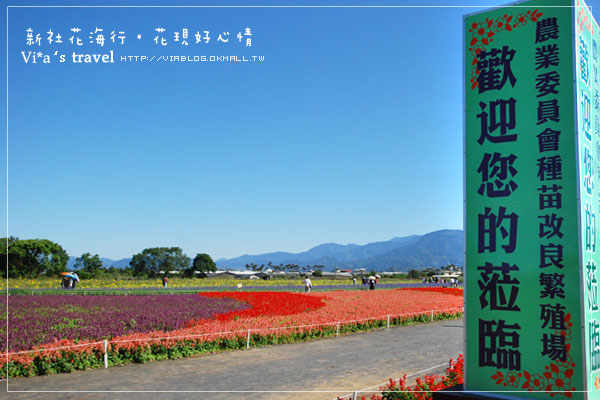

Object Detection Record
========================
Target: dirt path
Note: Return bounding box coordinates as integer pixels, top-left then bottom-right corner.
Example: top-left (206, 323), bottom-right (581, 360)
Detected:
top-left (3, 318), bottom-right (464, 400)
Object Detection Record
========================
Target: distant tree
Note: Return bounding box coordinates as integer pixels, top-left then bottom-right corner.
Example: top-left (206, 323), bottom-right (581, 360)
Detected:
top-left (407, 269), bottom-right (422, 279)
top-left (74, 252), bottom-right (103, 276)
top-left (2, 238), bottom-right (68, 278)
top-left (424, 267), bottom-right (441, 276)
top-left (312, 270), bottom-right (323, 277)
top-left (286, 264), bottom-right (299, 272)
top-left (130, 247), bottom-right (190, 277)
top-left (184, 253), bottom-right (217, 277)
top-left (193, 253), bottom-right (217, 272)
top-left (1, 237), bottom-right (18, 278)
top-left (245, 263), bottom-right (258, 271)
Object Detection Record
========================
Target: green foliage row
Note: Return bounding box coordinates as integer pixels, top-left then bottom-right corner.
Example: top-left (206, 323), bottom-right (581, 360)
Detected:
top-left (3, 312), bottom-right (462, 379)
top-left (2, 236), bottom-right (217, 280)
top-left (2, 237), bottom-right (68, 279)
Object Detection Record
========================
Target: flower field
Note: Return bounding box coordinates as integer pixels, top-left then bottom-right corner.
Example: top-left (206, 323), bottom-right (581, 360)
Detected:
top-left (1, 287), bottom-right (463, 378)
top-left (2, 295), bottom-right (250, 352)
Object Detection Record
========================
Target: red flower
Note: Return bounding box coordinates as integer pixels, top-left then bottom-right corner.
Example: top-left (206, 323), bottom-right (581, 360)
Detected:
top-left (543, 363), bottom-right (575, 398)
top-left (522, 371), bottom-right (547, 392)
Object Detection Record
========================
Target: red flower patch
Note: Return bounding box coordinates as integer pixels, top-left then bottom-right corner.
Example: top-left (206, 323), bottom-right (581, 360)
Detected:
top-left (402, 287), bottom-right (464, 297)
top-left (200, 291), bottom-right (326, 320)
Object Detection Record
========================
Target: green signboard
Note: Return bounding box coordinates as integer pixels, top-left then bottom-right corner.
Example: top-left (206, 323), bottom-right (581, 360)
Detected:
top-left (576, 0), bottom-right (600, 396)
top-left (464, 0), bottom-right (600, 398)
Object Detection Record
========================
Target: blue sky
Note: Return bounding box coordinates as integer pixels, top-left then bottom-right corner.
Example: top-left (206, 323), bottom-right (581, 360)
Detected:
top-left (2, 0), bottom-right (597, 260)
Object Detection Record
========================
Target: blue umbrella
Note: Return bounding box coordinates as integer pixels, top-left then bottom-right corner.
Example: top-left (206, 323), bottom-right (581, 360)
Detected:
top-left (65, 273), bottom-right (79, 282)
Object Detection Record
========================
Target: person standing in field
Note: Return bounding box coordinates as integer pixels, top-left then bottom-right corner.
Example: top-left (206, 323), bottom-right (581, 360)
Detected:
top-left (304, 276), bottom-right (312, 293)
top-left (162, 275), bottom-right (168, 288)
top-left (353, 277), bottom-right (356, 285)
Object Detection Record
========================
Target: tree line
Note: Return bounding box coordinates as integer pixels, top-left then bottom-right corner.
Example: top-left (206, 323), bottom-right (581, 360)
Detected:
top-left (244, 262), bottom-right (324, 273)
top-left (1, 237), bottom-right (216, 279)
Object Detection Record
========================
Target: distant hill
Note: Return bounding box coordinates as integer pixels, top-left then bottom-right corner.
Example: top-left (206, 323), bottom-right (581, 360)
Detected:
top-left (67, 256), bottom-right (131, 270)
top-left (64, 229), bottom-right (463, 272)
top-left (216, 229), bottom-right (463, 271)
top-left (109, 258), bottom-right (133, 269)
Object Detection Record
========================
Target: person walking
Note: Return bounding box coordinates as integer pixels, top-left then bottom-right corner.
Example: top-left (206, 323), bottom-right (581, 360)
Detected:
top-left (71, 272), bottom-right (79, 289)
top-left (304, 276), bottom-right (312, 293)
top-left (162, 275), bottom-right (168, 289)
top-left (353, 277), bottom-right (357, 285)
top-left (369, 278), bottom-right (375, 291)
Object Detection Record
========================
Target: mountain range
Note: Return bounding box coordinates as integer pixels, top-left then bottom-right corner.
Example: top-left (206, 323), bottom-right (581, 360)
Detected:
top-left (215, 229), bottom-right (464, 271)
top-left (66, 229), bottom-right (464, 272)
